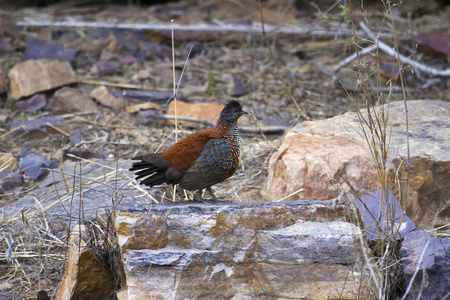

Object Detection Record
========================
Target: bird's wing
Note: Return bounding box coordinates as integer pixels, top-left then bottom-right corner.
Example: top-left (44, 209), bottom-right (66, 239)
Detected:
top-left (179, 139), bottom-right (238, 191)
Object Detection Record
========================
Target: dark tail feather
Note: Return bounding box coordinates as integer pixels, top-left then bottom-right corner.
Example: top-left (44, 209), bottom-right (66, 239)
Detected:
top-left (130, 158), bottom-right (168, 187)
top-left (140, 171), bottom-right (167, 186)
top-left (129, 160), bottom-right (153, 171)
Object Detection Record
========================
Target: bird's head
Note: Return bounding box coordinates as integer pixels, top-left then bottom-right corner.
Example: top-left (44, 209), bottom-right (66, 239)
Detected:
top-left (219, 100), bottom-right (248, 124)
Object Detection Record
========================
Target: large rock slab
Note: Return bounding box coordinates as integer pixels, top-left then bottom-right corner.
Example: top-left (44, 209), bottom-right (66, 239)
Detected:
top-left (264, 100), bottom-right (450, 232)
top-left (115, 201), bottom-right (373, 299)
top-left (0, 159), bottom-right (145, 222)
top-left (8, 59), bottom-right (77, 99)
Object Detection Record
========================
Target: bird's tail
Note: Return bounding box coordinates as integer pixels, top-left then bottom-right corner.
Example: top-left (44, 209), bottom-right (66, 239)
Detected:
top-left (130, 156), bottom-right (168, 187)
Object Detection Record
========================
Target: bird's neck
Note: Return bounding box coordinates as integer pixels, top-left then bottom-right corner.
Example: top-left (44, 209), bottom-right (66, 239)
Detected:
top-left (215, 119), bottom-right (240, 141)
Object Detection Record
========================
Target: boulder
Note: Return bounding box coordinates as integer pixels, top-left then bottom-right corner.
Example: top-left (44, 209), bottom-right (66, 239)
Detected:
top-left (264, 100), bottom-right (450, 232)
top-left (115, 200), bottom-right (374, 299)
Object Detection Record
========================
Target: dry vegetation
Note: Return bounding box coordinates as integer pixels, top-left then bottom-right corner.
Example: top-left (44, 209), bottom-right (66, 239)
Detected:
top-left (1, 0), bottom-right (449, 298)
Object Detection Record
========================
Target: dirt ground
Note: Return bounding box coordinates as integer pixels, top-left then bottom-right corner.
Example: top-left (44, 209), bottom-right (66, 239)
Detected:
top-left (0, 0), bottom-right (449, 298)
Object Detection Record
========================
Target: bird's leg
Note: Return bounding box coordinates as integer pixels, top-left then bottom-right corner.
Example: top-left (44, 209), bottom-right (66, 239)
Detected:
top-left (193, 189), bottom-right (204, 202)
top-left (207, 187), bottom-right (218, 201)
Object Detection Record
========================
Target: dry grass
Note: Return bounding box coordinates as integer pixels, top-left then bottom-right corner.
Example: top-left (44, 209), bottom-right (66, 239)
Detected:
top-left (1, 1), bottom-right (448, 298)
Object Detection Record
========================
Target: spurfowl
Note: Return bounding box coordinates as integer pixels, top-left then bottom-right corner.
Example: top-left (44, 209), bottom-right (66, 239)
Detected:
top-left (130, 100), bottom-right (247, 200)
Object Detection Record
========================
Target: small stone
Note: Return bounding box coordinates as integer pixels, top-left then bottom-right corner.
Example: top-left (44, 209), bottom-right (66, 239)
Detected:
top-left (125, 102), bottom-right (160, 113)
top-left (90, 85), bottom-right (123, 112)
top-left (0, 168), bottom-right (22, 195)
top-left (16, 93), bottom-right (47, 113)
top-left (10, 116), bottom-right (65, 137)
top-left (20, 146), bottom-right (55, 181)
top-left (227, 75), bottom-right (249, 97)
top-left (119, 55), bottom-right (138, 64)
top-left (184, 41), bottom-right (208, 57)
top-left (0, 37), bottom-right (13, 54)
top-left (70, 128), bottom-right (82, 145)
top-left (167, 100), bottom-right (224, 126)
top-left (21, 37), bottom-right (79, 62)
top-left (53, 87), bottom-right (98, 114)
top-left (8, 59), bottom-right (77, 99)
top-left (92, 61), bottom-right (122, 77)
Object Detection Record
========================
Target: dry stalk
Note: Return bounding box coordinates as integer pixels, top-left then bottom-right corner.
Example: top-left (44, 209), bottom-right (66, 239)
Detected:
top-left (343, 0), bottom-right (414, 297)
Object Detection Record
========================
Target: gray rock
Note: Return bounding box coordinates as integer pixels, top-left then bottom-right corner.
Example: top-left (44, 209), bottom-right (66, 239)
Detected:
top-left (21, 37), bottom-right (79, 62)
top-left (352, 189), bottom-right (416, 241)
top-left (400, 230), bottom-right (450, 300)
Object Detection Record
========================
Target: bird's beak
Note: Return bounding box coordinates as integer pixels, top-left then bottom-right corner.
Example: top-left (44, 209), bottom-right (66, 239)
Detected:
top-left (242, 110), bottom-right (249, 115)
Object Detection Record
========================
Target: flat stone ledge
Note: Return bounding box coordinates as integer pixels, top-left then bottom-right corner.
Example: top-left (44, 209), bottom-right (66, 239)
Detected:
top-left (115, 200), bottom-right (373, 299)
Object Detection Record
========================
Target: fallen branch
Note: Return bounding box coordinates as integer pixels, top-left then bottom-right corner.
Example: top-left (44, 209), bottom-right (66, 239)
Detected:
top-left (162, 115), bottom-right (288, 134)
top-left (16, 19), bottom-right (367, 37)
top-left (359, 21), bottom-right (450, 77)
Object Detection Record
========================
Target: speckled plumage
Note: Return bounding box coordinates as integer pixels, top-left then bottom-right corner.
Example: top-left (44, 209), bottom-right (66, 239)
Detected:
top-left (130, 100), bottom-right (247, 200)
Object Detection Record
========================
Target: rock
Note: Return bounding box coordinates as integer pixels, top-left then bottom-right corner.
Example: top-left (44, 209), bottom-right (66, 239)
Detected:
top-left (400, 230), bottom-right (450, 299)
top-left (36, 290), bottom-right (50, 300)
top-left (0, 159), bottom-right (143, 221)
top-left (70, 127), bottom-right (82, 145)
top-left (182, 84), bottom-right (208, 96)
top-left (20, 146), bottom-right (56, 181)
top-left (16, 93), bottom-right (47, 113)
top-left (54, 225), bottom-right (115, 300)
top-left (115, 200), bottom-right (373, 299)
top-left (125, 102), bottom-right (160, 113)
top-left (138, 109), bottom-right (158, 125)
top-left (352, 189), bottom-right (416, 241)
top-left (90, 85), bottom-right (123, 112)
top-left (92, 61), bottom-right (122, 77)
top-left (119, 55), bottom-right (138, 64)
top-left (8, 59), bottom-right (77, 99)
top-left (0, 37), bottom-right (13, 54)
top-left (264, 100), bottom-right (450, 232)
top-left (99, 50), bottom-right (121, 62)
top-left (0, 168), bottom-right (22, 196)
top-left (184, 41), bottom-right (208, 57)
top-left (227, 75), bottom-right (249, 97)
top-left (53, 87), bottom-right (98, 114)
top-left (137, 39), bottom-right (171, 60)
top-left (21, 37), bottom-right (79, 62)
top-left (264, 134), bottom-right (379, 201)
top-left (10, 116), bottom-right (65, 137)
top-left (167, 100), bottom-right (224, 125)
top-left (0, 15), bottom-right (16, 38)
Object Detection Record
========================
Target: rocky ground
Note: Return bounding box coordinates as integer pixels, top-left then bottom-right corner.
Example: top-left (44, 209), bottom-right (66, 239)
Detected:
top-left (0, 0), bottom-right (449, 298)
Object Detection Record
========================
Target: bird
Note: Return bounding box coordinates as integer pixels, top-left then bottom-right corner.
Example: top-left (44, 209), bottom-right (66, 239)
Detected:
top-left (130, 100), bottom-right (247, 201)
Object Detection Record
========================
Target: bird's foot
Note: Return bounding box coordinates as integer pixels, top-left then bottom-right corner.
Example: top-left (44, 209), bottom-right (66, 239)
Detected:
top-left (192, 188), bottom-right (219, 202)
top-left (207, 187), bottom-right (219, 202)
